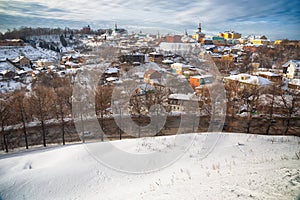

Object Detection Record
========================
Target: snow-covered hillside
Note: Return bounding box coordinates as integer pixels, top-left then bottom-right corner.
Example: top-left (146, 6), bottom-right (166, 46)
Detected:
top-left (0, 46), bottom-right (59, 61)
top-left (0, 133), bottom-right (299, 200)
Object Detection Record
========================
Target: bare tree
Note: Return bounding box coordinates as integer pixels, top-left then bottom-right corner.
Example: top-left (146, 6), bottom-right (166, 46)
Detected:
top-left (54, 86), bottom-right (72, 145)
top-left (11, 89), bottom-right (30, 149)
top-left (225, 80), bottom-right (241, 119)
top-left (95, 85), bottom-right (113, 141)
top-left (0, 94), bottom-right (11, 152)
top-left (241, 86), bottom-right (260, 133)
top-left (259, 83), bottom-right (281, 135)
top-left (29, 86), bottom-right (56, 147)
top-left (280, 89), bottom-right (300, 135)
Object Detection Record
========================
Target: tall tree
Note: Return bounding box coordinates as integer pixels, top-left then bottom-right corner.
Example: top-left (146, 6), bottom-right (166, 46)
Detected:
top-left (0, 94), bottom-right (11, 152)
top-left (95, 85), bottom-right (113, 141)
top-left (11, 89), bottom-right (30, 149)
top-left (54, 86), bottom-right (72, 145)
top-left (280, 89), bottom-right (300, 135)
top-left (29, 86), bottom-right (56, 147)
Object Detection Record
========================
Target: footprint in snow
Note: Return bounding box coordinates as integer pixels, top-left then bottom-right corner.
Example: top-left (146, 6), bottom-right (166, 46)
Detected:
top-left (23, 162), bottom-right (32, 170)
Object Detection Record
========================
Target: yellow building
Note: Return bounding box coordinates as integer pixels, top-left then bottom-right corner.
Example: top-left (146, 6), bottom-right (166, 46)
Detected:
top-left (192, 23), bottom-right (205, 43)
top-left (250, 39), bottom-right (270, 45)
top-left (219, 31), bottom-right (241, 39)
top-left (274, 40), bottom-right (282, 45)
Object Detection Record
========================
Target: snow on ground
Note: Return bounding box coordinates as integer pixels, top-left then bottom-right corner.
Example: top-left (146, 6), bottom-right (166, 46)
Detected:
top-left (0, 133), bottom-right (299, 200)
top-left (0, 46), bottom-right (59, 61)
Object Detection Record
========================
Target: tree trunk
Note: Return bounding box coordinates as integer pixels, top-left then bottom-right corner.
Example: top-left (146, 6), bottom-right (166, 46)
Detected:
top-left (80, 113), bottom-right (85, 143)
top-left (41, 120), bottom-right (46, 147)
top-left (100, 114), bottom-right (104, 142)
top-left (266, 122), bottom-right (271, 135)
top-left (3, 133), bottom-right (8, 153)
top-left (61, 115), bottom-right (65, 145)
top-left (119, 128), bottom-right (122, 140)
top-left (246, 120), bottom-right (251, 133)
top-left (22, 119), bottom-right (28, 149)
top-left (284, 118), bottom-right (290, 135)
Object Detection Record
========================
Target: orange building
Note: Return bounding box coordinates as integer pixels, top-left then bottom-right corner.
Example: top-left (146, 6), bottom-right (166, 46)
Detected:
top-left (189, 75), bottom-right (214, 88)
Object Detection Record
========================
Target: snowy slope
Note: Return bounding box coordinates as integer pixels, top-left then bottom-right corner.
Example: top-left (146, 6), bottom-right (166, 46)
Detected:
top-left (0, 46), bottom-right (59, 61)
top-left (0, 133), bottom-right (299, 200)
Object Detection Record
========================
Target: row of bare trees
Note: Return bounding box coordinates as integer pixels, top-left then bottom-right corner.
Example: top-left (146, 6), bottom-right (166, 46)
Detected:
top-left (1, 71), bottom-right (299, 152)
top-left (0, 74), bottom-right (73, 152)
top-left (0, 72), bottom-right (122, 152)
top-left (224, 81), bottom-right (300, 135)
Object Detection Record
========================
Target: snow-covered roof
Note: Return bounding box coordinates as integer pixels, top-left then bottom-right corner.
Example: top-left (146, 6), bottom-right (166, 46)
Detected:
top-left (65, 61), bottom-right (79, 66)
top-left (258, 71), bottom-right (281, 77)
top-left (106, 77), bottom-right (118, 82)
top-left (169, 93), bottom-right (198, 101)
top-left (17, 70), bottom-right (27, 75)
top-left (282, 60), bottom-right (300, 68)
top-left (171, 63), bottom-right (191, 69)
top-left (149, 52), bottom-right (163, 56)
top-left (224, 74), bottom-right (271, 86)
top-left (48, 65), bottom-right (57, 70)
top-left (105, 67), bottom-right (119, 74)
top-left (162, 59), bottom-right (174, 64)
top-left (190, 75), bottom-right (213, 79)
top-left (289, 79), bottom-right (300, 86)
top-left (12, 56), bottom-right (27, 63)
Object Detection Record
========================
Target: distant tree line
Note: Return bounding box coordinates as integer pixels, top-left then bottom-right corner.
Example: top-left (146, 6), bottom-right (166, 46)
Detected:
top-left (0, 26), bottom-right (117, 40)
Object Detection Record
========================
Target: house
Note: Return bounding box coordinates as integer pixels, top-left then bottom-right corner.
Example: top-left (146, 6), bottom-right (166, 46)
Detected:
top-left (0, 39), bottom-right (24, 47)
top-left (282, 60), bottom-right (300, 79)
top-left (149, 52), bottom-right (163, 63)
top-left (61, 55), bottom-right (84, 65)
top-left (219, 31), bottom-right (241, 39)
top-left (161, 35), bottom-right (182, 43)
top-left (171, 63), bottom-right (190, 75)
top-left (189, 75), bottom-right (214, 88)
top-left (36, 59), bottom-right (54, 68)
top-left (288, 79), bottom-right (300, 90)
top-left (119, 53), bottom-right (145, 64)
top-left (212, 36), bottom-right (226, 46)
top-left (0, 70), bottom-right (16, 80)
top-left (221, 54), bottom-right (236, 62)
top-left (64, 61), bottom-right (79, 68)
top-left (243, 45), bottom-right (258, 52)
top-left (10, 56), bottom-right (31, 69)
top-left (168, 93), bottom-right (199, 112)
top-left (223, 73), bottom-right (272, 90)
top-left (250, 39), bottom-right (270, 46)
top-left (104, 67), bottom-right (119, 83)
top-left (257, 71), bottom-right (282, 83)
top-left (82, 25), bottom-right (91, 34)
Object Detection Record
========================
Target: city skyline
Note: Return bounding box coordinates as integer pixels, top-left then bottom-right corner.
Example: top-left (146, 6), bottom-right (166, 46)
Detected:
top-left (0, 0), bottom-right (300, 40)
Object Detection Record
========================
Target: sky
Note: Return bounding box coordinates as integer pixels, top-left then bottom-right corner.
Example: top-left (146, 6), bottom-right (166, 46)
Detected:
top-left (0, 0), bottom-right (299, 40)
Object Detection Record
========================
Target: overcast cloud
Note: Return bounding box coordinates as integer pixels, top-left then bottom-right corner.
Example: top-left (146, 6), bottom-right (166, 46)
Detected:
top-left (0, 0), bottom-right (299, 39)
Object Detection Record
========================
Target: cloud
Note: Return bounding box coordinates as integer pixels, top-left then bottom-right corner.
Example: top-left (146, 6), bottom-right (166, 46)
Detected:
top-left (0, 0), bottom-right (299, 39)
